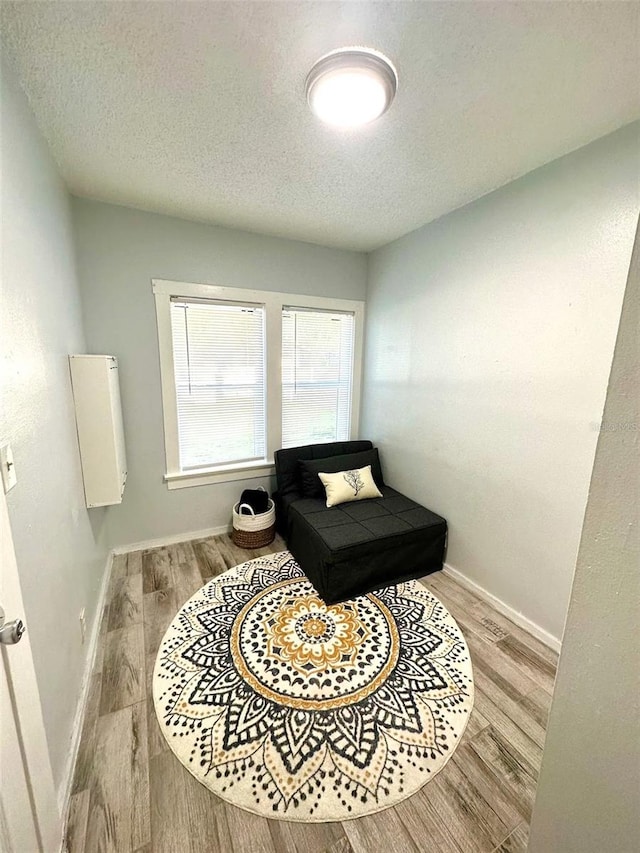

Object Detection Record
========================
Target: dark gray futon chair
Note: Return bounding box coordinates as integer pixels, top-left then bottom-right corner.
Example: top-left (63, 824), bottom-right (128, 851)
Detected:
top-left (273, 440), bottom-right (447, 603)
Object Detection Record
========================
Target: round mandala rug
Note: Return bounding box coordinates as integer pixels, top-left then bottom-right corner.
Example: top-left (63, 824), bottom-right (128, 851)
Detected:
top-left (153, 551), bottom-right (474, 821)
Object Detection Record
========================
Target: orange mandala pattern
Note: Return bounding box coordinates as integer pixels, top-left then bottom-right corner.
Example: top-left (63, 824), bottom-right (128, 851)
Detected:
top-left (265, 594), bottom-right (366, 672)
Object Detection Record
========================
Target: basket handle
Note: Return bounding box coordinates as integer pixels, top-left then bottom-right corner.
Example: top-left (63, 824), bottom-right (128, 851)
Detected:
top-left (238, 503), bottom-right (255, 516)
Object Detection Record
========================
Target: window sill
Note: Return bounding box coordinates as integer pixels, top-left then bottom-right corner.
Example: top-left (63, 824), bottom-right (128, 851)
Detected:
top-left (164, 460), bottom-right (275, 490)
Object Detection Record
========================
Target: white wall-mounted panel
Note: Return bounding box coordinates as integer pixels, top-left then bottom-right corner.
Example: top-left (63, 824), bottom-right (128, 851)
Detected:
top-left (69, 355), bottom-right (127, 508)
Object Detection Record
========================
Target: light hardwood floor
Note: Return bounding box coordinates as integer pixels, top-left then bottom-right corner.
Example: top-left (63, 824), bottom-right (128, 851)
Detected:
top-left (65, 534), bottom-right (557, 853)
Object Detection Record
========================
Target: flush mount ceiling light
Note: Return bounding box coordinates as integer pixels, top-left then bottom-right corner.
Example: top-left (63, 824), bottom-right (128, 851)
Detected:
top-left (305, 47), bottom-right (397, 128)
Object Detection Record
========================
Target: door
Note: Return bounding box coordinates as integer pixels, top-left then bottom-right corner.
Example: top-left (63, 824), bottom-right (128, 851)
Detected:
top-left (0, 485), bottom-right (61, 852)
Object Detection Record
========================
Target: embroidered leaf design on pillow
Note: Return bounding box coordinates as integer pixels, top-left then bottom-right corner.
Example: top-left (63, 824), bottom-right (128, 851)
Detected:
top-left (343, 469), bottom-right (364, 496)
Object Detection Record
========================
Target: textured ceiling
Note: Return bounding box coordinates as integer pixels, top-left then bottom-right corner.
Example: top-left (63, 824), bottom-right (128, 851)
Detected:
top-left (2, 1), bottom-right (639, 251)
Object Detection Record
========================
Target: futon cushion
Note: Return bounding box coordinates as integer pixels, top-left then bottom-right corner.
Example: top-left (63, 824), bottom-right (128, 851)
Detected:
top-left (318, 465), bottom-right (383, 507)
top-left (299, 448), bottom-right (384, 498)
top-left (286, 486), bottom-right (447, 603)
top-left (275, 440), bottom-right (373, 499)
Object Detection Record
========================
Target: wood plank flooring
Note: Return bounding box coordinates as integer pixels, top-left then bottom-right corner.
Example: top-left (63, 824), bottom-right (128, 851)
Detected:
top-left (65, 534), bottom-right (557, 853)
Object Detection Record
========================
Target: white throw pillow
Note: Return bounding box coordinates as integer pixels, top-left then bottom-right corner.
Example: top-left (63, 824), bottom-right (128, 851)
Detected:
top-left (318, 465), bottom-right (383, 508)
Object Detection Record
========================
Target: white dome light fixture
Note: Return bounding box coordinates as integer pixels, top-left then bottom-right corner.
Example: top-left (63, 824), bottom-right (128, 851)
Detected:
top-left (306, 47), bottom-right (397, 128)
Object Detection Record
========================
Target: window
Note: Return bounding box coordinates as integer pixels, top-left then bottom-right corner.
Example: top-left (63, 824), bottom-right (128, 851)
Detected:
top-left (170, 299), bottom-right (266, 469)
top-left (282, 308), bottom-right (354, 448)
top-left (153, 280), bottom-right (364, 488)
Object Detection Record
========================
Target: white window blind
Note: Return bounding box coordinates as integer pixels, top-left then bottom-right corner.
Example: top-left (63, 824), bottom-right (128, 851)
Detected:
top-left (170, 299), bottom-right (266, 469)
top-left (282, 307), bottom-right (355, 448)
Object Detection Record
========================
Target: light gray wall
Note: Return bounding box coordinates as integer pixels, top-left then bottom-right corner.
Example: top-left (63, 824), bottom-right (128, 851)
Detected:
top-left (0, 59), bottom-right (109, 794)
top-left (529, 223), bottom-right (639, 851)
top-left (361, 124), bottom-right (639, 642)
top-left (72, 198), bottom-right (367, 547)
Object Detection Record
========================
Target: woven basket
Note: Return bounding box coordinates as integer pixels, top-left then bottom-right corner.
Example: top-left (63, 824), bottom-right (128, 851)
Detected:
top-left (232, 499), bottom-right (276, 549)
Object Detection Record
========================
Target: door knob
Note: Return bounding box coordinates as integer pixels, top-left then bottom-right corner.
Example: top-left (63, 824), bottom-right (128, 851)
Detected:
top-left (0, 604), bottom-right (25, 645)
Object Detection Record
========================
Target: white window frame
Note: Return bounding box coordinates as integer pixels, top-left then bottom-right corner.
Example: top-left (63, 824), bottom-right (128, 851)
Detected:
top-left (152, 279), bottom-right (365, 489)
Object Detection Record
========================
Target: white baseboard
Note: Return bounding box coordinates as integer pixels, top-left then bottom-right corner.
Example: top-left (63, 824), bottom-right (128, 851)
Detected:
top-left (57, 549), bottom-right (114, 826)
top-left (112, 523), bottom-right (232, 555)
top-left (442, 561), bottom-right (561, 654)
